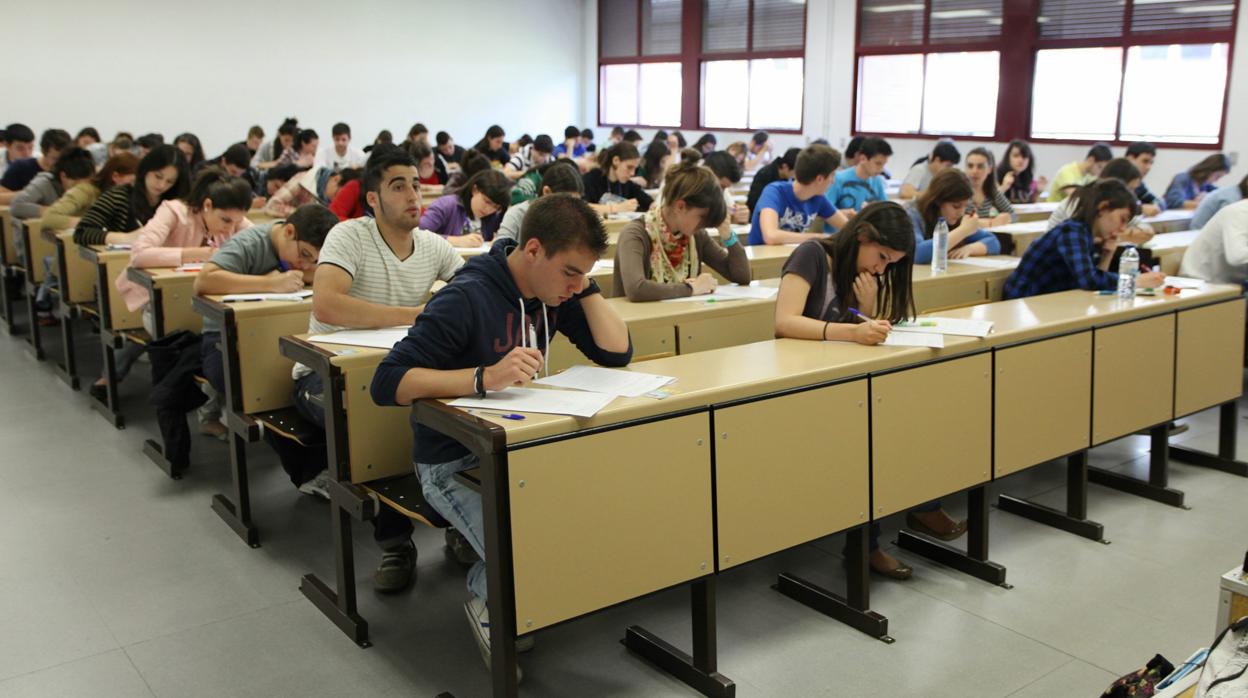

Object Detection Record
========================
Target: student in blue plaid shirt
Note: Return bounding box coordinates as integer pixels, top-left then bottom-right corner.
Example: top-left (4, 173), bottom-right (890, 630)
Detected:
top-left (1004, 179), bottom-right (1165, 299)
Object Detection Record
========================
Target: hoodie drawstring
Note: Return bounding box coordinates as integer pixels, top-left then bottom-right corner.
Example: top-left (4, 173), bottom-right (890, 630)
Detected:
top-left (517, 297), bottom-right (550, 378)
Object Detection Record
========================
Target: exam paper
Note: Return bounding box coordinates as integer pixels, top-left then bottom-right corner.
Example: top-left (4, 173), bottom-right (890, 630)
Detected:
top-left (1163, 275), bottom-right (1205, 289)
top-left (882, 331), bottom-right (944, 348)
top-left (307, 327), bottom-right (409, 349)
top-left (893, 317), bottom-right (993, 338)
top-left (535, 365), bottom-right (675, 397)
top-left (949, 257), bottom-right (1020, 269)
top-left (659, 282), bottom-right (778, 303)
top-left (450, 387), bottom-right (615, 418)
top-left (222, 290), bottom-right (312, 303)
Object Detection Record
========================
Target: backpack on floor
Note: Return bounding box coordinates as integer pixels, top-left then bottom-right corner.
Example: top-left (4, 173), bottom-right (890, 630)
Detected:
top-left (1102, 654), bottom-right (1174, 698)
top-left (1198, 616), bottom-right (1248, 697)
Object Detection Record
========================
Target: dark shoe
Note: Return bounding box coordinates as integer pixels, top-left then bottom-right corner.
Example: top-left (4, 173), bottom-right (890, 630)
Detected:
top-left (445, 528), bottom-right (481, 566)
top-left (374, 541), bottom-right (416, 594)
top-left (88, 382), bottom-right (107, 403)
top-left (906, 512), bottom-right (968, 541)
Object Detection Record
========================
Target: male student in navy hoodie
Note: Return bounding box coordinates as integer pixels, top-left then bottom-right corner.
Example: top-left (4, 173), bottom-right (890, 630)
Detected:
top-left (371, 193), bottom-right (631, 675)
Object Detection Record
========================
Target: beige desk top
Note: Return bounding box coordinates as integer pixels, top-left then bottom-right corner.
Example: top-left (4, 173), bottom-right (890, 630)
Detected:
top-left (198, 294), bottom-right (313, 320)
top-left (80, 244), bottom-right (130, 264)
top-left (128, 266), bottom-right (199, 290)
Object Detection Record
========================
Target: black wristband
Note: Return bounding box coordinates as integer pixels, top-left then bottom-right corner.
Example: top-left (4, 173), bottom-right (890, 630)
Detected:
top-left (473, 365), bottom-right (486, 398)
top-left (573, 277), bottom-right (601, 300)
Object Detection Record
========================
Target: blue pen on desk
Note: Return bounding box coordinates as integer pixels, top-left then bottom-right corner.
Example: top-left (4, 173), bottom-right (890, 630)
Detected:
top-left (469, 409), bottom-right (525, 421)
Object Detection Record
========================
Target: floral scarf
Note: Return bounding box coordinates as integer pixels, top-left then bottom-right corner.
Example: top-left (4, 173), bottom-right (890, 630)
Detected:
top-left (644, 207), bottom-right (697, 285)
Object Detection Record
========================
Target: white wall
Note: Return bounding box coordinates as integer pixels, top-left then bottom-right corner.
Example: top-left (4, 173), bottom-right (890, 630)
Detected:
top-left (589, 0), bottom-right (1248, 193)
top-left (10, 0), bottom-right (586, 158)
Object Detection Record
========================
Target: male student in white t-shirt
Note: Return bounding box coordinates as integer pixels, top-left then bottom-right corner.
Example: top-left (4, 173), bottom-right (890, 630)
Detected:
top-left (284, 146), bottom-right (466, 593)
top-left (316, 122), bottom-right (367, 172)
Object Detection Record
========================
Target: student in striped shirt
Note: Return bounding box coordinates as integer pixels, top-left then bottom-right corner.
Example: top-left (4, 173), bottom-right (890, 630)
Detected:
top-left (963, 147), bottom-right (1014, 226)
top-left (289, 147), bottom-right (466, 594)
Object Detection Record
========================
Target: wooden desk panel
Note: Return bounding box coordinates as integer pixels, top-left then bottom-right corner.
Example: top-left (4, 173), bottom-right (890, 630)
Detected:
top-left (0, 207), bottom-right (15, 266)
top-left (715, 381), bottom-right (869, 570)
top-left (344, 363), bottom-right (413, 483)
top-left (156, 275), bottom-right (202, 334)
top-left (234, 306), bottom-right (312, 412)
top-left (914, 273), bottom-right (988, 313)
top-left (101, 253), bottom-right (142, 331)
top-left (994, 332), bottom-right (1092, 478)
top-left (509, 413), bottom-right (713, 631)
top-left (54, 231), bottom-right (95, 304)
top-left (21, 219), bottom-right (52, 282)
top-left (1174, 299), bottom-right (1246, 418)
top-left (1092, 315), bottom-right (1176, 444)
top-left (871, 353), bottom-right (992, 517)
top-left (677, 304), bottom-right (774, 354)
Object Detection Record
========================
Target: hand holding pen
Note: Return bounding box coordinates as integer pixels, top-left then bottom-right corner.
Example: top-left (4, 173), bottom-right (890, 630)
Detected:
top-left (848, 307), bottom-right (892, 345)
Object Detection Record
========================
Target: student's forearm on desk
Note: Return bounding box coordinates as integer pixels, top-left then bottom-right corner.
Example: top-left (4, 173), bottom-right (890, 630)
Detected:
top-left (776, 313), bottom-right (858, 342)
top-left (195, 267), bottom-right (284, 294)
top-left (313, 291), bottom-right (420, 328)
top-left (392, 367), bottom-right (474, 405)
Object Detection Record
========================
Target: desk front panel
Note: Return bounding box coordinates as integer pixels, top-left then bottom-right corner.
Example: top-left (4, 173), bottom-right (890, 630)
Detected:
top-left (235, 309), bottom-right (311, 412)
top-left (0, 209), bottom-right (15, 266)
top-left (1174, 299), bottom-right (1245, 418)
top-left (1092, 315), bottom-right (1176, 444)
top-left (509, 413), bottom-right (714, 631)
top-left (23, 220), bottom-right (51, 282)
top-left (677, 305), bottom-right (773, 355)
top-left (994, 332), bottom-right (1092, 477)
top-left (914, 275), bottom-right (988, 314)
top-left (871, 353), bottom-right (992, 517)
top-left (157, 277), bottom-right (203, 335)
top-left (57, 232), bottom-right (96, 305)
top-left (715, 381), bottom-right (869, 570)
top-left (344, 364), bottom-right (414, 483)
top-left (102, 256), bottom-right (143, 331)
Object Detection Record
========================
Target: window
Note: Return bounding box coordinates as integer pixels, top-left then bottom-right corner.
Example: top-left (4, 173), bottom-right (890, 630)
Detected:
top-left (598, 0), bottom-right (807, 132)
top-left (854, 0), bottom-right (1238, 146)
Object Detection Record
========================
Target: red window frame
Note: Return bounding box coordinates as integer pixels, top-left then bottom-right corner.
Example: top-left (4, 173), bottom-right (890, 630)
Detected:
top-left (851, 0), bottom-right (1239, 149)
top-left (598, 0), bottom-right (808, 134)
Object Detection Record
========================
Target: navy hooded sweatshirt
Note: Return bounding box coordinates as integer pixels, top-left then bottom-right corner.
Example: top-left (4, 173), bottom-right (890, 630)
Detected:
top-left (371, 237), bottom-right (633, 465)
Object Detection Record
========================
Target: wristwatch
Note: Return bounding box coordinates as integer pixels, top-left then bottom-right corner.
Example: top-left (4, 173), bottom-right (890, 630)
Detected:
top-left (473, 365), bottom-right (486, 398)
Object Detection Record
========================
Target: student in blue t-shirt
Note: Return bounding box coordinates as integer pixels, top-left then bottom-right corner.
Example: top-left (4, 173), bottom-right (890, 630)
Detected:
top-left (824, 136), bottom-right (892, 231)
top-left (748, 144), bottom-right (841, 245)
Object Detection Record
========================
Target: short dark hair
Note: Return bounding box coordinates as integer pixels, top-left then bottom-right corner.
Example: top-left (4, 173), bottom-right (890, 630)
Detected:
top-left (1101, 158), bottom-right (1141, 184)
top-left (693, 134), bottom-right (717, 151)
top-left (858, 137), bottom-right (892, 159)
top-left (5, 123), bottom-right (34, 143)
top-left (931, 141), bottom-right (961, 165)
top-left (610, 127), bottom-right (625, 137)
top-left (778, 147), bottom-right (801, 170)
top-left (751, 131), bottom-right (769, 146)
top-left (408, 123), bottom-right (428, 139)
top-left (623, 129), bottom-right (642, 143)
top-left (435, 131), bottom-right (452, 146)
top-left (844, 135), bottom-right (865, 161)
top-left (1087, 143), bottom-right (1113, 162)
top-left (185, 165), bottom-right (253, 212)
top-left (297, 129), bottom-right (319, 147)
top-left (363, 148), bottom-right (417, 197)
top-left (533, 134), bottom-right (555, 154)
top-left (407, 141), bottom-right (433, 163)
top-left (1069, 178), bottom-right (1139, 228)
top-left (267, 164), bottom-right (300, 185)
top-left (76, 127), bottom-right (101, 143)
top-left (519, 193), bottom-right (608, 256)
top-left (222, 144), bottom-right (252, 171)
top-left (564, 125), bottom-right (580, 139)
top-left (703, 151), bottom-right (743, 184)
top-left (580, 128), bottom-right (594, 140)
top-left (247, 125), bottom-right (265, 140)
top-left (287, 204), bottom-right (340, 249)
top-left (457, 169), bottom-right (512, 214)
top-left (794, 144), bottom-right (842, 184)
top-left (137, 133), bottom-right (165, 150)
top-left (1125, 141), bottom-right (1156, 158)
top-left (53, 146), bottom-right (96, 181)
top-left (332, 122), bottom-right (350, 138)
top-left (40, 129), bottom-right (72, 154)
top-left (538, 161), bottom-right (584, 195)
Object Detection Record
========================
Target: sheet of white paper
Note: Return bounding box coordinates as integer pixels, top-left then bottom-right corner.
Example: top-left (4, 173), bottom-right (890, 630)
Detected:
top-left (174, 263), bottom-right (204, 272)
top-left (105, 243), bottom-right (132, 251)
top-left (592, 259), bottom-right (614, 271)
top-left (450, 387), bottom-right (615, 418)
top-left (307, 327), bottom-right (408, 349)
top-left (882, 331), bottom-right (944, 348)
top-left (1163, 275), bottom-right (1205, 289)
top-left (460, 243), bottom-right (492, 255)
top-left (222, 290), bottom-right (312, 303)
top-left (1144, 230), bottom-right (1198, 251)
top-left (659, 282), bottom-right (778, 303)
top-left (949, 257), bottom-right (1020, 269)
top-left (609, 211), bottom-right (645, 221)
top-left (893, 317), bottom-right (993, 338)
top-left (534, 365), bottom-right (675, 397)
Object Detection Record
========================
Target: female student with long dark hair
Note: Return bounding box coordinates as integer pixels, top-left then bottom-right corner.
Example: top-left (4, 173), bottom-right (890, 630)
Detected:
top-left (995, 139), bottom-right (1046, 203)
top-left (1192, 172), bottom-right (1248, 229)
top-left (908, 169), bottom-right (1001, 263)
top-left (692, 133), bottom-right (717, 155)
top-left (1004, 179), bottom-right (1165, 299)
top-left (775, 201), bottom-right (965, 577)
top-left (419, 168), bottom-right (511, 247)
top-left (640, 141), bottom-right (671, 190)
top-left (964, 147), bottom-right (1014, 226)
top-left (173, 133), bottom-right (205, 170)
top-left (1165, 153), bottom-right (1230, 210)
top-left (276, 129), bottom-right (318, 169)
top-left (613, 160), bottom-right (749, 301)
top-left (472, 124), bottom-right (508, 165)
top-left (253, 118), bottom-right (299, 169)
top-left (582, 142), bottom-right (654, 213)
top-left (74, 144), bottom-right (190, 246)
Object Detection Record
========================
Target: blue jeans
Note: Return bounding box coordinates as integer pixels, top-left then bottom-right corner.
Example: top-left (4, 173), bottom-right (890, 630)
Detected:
top-left (417, 454), bottom-right (487, 601)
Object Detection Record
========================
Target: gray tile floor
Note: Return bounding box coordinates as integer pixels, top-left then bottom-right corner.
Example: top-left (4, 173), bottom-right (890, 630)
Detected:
top-left (1, 326), bottom-right (1245, 697)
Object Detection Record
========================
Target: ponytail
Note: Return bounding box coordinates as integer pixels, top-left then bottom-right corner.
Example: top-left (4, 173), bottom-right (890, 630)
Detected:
top-left (185, 165), bottom-right (253, 213)
top-left (596, 142), bottom-right (639, 170)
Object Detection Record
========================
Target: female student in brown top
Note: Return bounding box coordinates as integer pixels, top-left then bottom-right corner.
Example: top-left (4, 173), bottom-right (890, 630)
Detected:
top-left (613, 160), bottom-right (749, 301)
top-left (774, 201), bottom-right (967, 578)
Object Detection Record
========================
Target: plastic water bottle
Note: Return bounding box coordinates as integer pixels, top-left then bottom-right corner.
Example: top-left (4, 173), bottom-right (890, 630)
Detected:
top-left (1117, 245), bottom-right (1140, 300)
top-left (931, 217), bottom-right (949, 274)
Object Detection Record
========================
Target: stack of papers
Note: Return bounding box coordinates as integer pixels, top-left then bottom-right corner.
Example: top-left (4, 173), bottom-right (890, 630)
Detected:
top-left (222, 290), bottom-right (312, 303)
top-left (894, 317), bottom-right (993, 338)
top-left (307, 327), bottom-right (408, 349)
top-left (1162, 275), bottom-right (1205, 289)
top-left (660, 282), bottom-right (778, 303)
top-left (535, 365), bottom-right (675, 397)
top-left (450, 388), bottom-right (614, 418)
top-left (949, 257), bottom-right (1020, 269)
top-left (882, 332), bottom-right (944, 348)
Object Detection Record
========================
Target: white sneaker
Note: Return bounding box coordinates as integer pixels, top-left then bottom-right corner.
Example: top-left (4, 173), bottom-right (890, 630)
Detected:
top-left (464, 598), bottom-right (532, 681)
top-left (297, 469), bottom-right (332, 500)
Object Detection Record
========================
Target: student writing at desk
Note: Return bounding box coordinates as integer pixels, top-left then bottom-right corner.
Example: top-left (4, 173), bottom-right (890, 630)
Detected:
top-left (1192, 172), bottom-right (1248, 230)
top-left (41, 152), bottom-right (137, 233)
top-left (906, 169), bottom-right (1000, 263)
top-left (1164, 153), bottom-right (1230, 211)
top-left (774, 201), bottom-right (967, 577)
top-left (193, 203), bottom-right (338, 485)
top-left (370, 194), bottom-right (632, 678)
top-left (419, 168), bottom-right (511, 248)
top-left (899, 140), bottom-right (960, 200)
top-left (1048, 142), bottom-right (1111, 203)
top-left (496, 161), bottom-right (583, 243)
top-left (582, 142), bottom-right (653, 214)
top-left (1004, 179), bottom-right (1165, 299)
top-left (748, 143), bottom-right (841, 245)
top-left (1045, 159), bottom-right (1156, 253)
top-left (295, 148), bottom-right (465, 593)
top-left (824, 136), bottom-right (892, 231)
top-left (1124, 141), bottom-right (1165, 216)
top-left (613, 160), bottom-right (749, 300)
